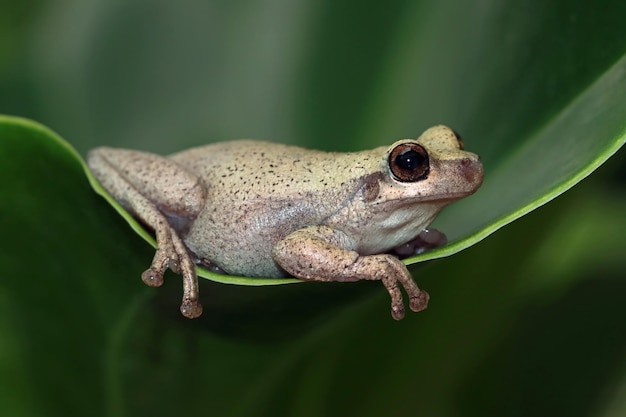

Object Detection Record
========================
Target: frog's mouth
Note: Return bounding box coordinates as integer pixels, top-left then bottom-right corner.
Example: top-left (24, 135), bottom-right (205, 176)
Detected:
top-left (418, 190), bottom-right (478, 203)
top-left (368, 189), bottom-right (476, 212)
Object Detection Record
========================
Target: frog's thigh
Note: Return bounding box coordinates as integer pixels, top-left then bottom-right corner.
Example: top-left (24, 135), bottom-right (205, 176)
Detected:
top-left (88, 147), bottom-right (206, 218)
top-left (273, 225), bottom-right (429, 320)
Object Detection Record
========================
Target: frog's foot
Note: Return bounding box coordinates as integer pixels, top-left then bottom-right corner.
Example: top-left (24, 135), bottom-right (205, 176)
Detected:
top-left (355, 254), bottom-right (429, 320)
top-left (141, 222), bottom-right (203, 319)
top-left (380, 277), bottom-right (429, 320)
top-left (392, 228), bottom-right (448, 258)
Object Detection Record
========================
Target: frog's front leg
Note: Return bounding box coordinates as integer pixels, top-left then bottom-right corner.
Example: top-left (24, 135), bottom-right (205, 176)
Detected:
top-left (273, 225), bottom-right (429, 320)
top-left (88, 148), bottom-right (206, 318)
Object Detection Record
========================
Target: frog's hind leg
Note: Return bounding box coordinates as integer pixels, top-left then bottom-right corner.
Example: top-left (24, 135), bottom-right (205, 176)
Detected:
top-left (272, 225), bottom-right (429, 320)
top-left (88, 148), bottom-right (206, 318)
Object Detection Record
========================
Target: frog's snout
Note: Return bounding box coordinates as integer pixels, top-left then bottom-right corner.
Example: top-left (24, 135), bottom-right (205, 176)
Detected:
top-left (459, 155), bottom-right (484, 191)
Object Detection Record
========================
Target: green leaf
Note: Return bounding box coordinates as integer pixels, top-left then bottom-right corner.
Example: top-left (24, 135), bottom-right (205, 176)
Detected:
top-left (2, 1), bottom-right (626, 416)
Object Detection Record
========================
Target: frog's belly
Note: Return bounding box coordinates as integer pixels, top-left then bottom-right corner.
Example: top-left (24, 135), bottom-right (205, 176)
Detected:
top-left (182, 202), bottom-right (323, 278)
top-left (184, 225), bottom-right (288, 278)
top-left (209, 246), bottom-right (287, 278)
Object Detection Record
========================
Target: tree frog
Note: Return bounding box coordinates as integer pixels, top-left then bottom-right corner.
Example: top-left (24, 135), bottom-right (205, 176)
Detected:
top-left (88, 125), bottom-right (483, 320)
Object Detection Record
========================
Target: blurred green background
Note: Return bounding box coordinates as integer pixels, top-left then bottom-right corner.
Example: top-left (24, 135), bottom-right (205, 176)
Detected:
top-left (1, 1), bottom-right (625, 416)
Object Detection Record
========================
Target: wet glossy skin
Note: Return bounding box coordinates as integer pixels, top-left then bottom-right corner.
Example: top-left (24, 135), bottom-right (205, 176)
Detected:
top-left (88, 125), bottom-right (483, 320)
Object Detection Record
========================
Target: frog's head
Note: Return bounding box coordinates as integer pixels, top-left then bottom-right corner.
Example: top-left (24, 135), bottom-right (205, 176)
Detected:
top-left (350, 125), bottom-right (483, 252)
top-left (383, 125), bottom-right (484, 203)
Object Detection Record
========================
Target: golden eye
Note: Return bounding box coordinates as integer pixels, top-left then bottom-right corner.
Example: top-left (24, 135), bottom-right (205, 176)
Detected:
top-left (388, 142), bottom-right (429, 182)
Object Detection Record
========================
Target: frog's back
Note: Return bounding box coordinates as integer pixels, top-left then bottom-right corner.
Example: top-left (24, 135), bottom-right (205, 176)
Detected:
top-left (169, 140), bottom-right (380, 202)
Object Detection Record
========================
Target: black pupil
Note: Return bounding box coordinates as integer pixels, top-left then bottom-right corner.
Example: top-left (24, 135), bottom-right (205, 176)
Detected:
top-left (397, 149), bottom-right (423, 170)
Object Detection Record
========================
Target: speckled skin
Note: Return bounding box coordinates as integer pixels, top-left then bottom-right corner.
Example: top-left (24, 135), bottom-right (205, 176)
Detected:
top-left (87, 125), bottom-right (483, 320)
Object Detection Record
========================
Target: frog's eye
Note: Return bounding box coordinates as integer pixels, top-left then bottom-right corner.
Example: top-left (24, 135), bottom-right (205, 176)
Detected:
top-left (389, 143), bottom-right (430, 182)
top-left (452, 130), bottom-right (465, 150)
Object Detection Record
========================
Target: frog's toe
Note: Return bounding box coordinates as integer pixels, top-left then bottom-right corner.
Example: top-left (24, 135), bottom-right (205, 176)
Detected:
top-left (409, 290), bottom-right (429, 313)
top-left (391, 302), bottom-right (406, 320)
top-left (380, 274), bottom-right (405, 320)
top-left (141, 267), bottom-right (164, 287)
top-left (180, 298), bottom-right (203, 319)
top-left (143, 240), bottom-right (179, 285)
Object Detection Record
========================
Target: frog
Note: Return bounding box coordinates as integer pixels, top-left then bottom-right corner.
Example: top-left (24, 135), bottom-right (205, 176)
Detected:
top-left (87, 125), bottom-right (483, 320)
